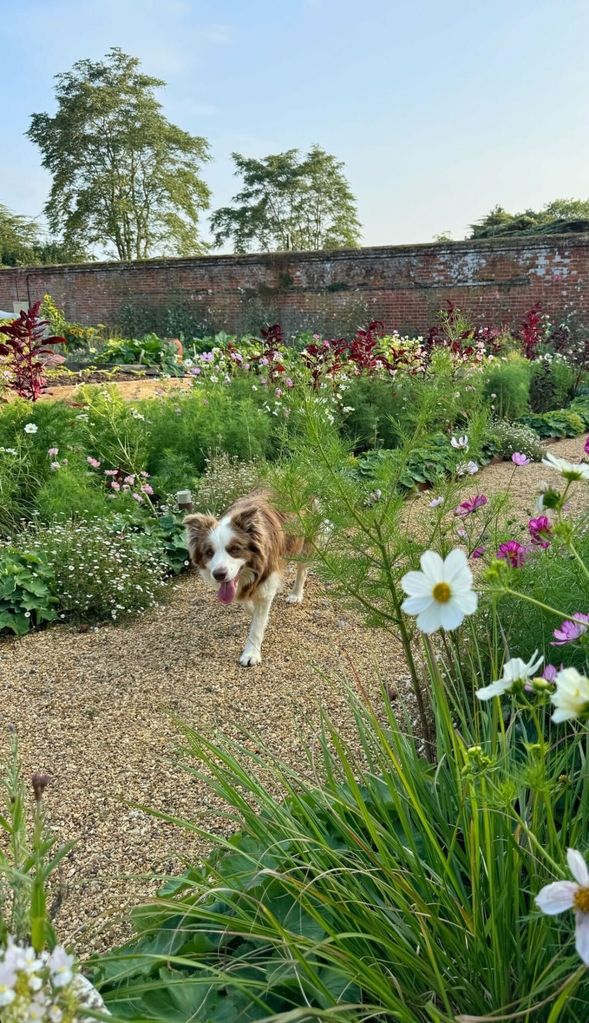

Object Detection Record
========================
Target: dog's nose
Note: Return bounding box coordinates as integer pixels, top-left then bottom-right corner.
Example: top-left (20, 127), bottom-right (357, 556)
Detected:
top-left (213, 568), bottom-right (227, 582)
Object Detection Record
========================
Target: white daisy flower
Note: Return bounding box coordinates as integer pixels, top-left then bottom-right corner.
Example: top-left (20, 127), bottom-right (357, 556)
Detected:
top-left (475, 651), bottom-right (544, 701)
top-left (536, 848), bottom-right (589, 965)
top-left (401, 548), bottom-right (478, 634)
top-left (550, 667), bottom-right (589, 723)
top-left (542, 452), bottom-right (589, 482)
top-left (24, 423), bottom-right (38, 434)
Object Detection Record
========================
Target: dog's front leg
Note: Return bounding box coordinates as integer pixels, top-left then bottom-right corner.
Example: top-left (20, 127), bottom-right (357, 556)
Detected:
top-left (239, 574), bottom-right (280, 667)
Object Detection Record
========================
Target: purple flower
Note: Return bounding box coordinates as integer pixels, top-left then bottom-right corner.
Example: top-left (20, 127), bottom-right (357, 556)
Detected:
top-left (87, 456), bottom-right (101, 469)
top-left (429, 496), bottom-right (444, 508)
top-left (259, 357), bottom-right (269, 367)
top-left (200, 351), bottom-right (214, 363)
top-left (471, 546), bottom-right (486, 559)
top-left (543, 664), bottom-right (559, 682)
top-left (455, 494), bottom-right (488, 517)
top-left (190, 366), bottom-right (201, 376)
top-left (512, 452), bottom-right (531, 466)
top-left (497, 541), bottom-right (527, 568)
top-left (584, 436), bottom-right (589, 456)
top-left (528, 515), bottom-right (552, 548)
top-left (285, 377), bottom-right (294, 388)
top-left (552, 613), bottom-right (589, 646)
top-left (274, 388), bottom-right (283, 398)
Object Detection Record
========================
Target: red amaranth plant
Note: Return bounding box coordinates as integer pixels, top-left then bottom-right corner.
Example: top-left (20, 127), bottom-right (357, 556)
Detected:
top-left (519, 303), bottom-right (543, 359)
top-left (0, 301), bottom-right (66, 401)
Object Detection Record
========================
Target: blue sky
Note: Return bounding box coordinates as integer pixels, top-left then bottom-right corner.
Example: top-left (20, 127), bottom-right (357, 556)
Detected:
top-left (1, 0), bottom-right (588, 250)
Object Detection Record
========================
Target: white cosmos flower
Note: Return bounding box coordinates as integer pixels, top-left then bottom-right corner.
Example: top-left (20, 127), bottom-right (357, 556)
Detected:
top-left (24, 423), bottom-right (38, 434)
top-left (451, 434), bottom-right (469, 450)
top-left (550, 667), bottom-right (589, 723)
top-left (401, 549), bottom-right (478, 634)
top-left (475, 651), bottom-right (544, 701)
top-left (542, 452), bottom-right (589, 482)
top-left (0, 962), bottom-right (16, 1006)
top-left (536, 848), bottom-right (589, 965)
top-left (47, 945), bottom-right (75, 988)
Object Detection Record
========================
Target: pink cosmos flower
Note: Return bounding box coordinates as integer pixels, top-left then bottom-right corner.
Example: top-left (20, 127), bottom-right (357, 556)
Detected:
top-left (123, 475), bottom-right (135, 485)
top-left (471, 546), bottom-right (486, 559)
top-left (274, 388), bottom-right (283, 398)
top-left (584, 437), bottom-right (589, 456)
top-left (104, 469), bottom-right (118, 477)
top-left (497, 540), bottom-right (527, 568)
top-left (141, 483), bottom-right (154, 495)
top-left (528, 515), bottom-right (552, 548)
top-left (552, 614), bottom-right (589, 646)
top-left (455, 494), bottom-right (488, 517)
top-left (110, 481), bottom-right (121, 491)
top-left (87, 456), bottom-right (101, 469)
top-left (132, 493), bottom-right (144, 503)
top-left (543, 664), bottom-right (559, 682)
top-left (512, 452), bottom-right (531, 466)
top-left (48, 447), bottom-right (59, 457)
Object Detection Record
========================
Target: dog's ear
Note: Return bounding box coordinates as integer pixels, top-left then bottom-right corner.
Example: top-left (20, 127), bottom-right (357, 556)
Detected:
top-left (231, 506), bottom-right (260, 536)
top-left (184, 513), bottom-right (217, 563)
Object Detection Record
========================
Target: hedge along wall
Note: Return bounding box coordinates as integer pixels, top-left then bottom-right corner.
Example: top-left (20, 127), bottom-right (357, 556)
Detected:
top-left (0, 233), bottom-right (588, 335)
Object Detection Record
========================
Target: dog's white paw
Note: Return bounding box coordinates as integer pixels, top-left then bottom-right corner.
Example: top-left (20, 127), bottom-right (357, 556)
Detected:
top-left (239, 647), bottom-right (262, 667)
top-left (286, 593), bottom-right (303, 605)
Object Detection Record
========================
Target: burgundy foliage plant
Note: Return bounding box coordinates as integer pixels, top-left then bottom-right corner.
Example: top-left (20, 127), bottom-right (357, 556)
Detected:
top-left (0, 301), bottom-right (66, 401)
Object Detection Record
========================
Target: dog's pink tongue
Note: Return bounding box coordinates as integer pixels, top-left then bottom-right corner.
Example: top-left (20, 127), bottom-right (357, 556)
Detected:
top-left (217, 579), bottom-right (238, 605)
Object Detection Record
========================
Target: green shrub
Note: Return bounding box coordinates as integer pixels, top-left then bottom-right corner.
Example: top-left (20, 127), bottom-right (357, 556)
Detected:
top-left (194, 452), bottom-right (268, 515)
top-left (35, 461), bottom-right (113, 523)
top-left (483, 354), bottom-right (532, 420)
top-left (0, 548), bottom-right (56, 635)
top-left (484, 419), bottom-right (544, 461)
top-left (22, 521), bottom-right (168, 624)
top-left (96, 334), bottom-right (183, 373)
top-left (518, 409), bottom-right (586, 438)
top-left (530, 356), bottom-right (575, 413)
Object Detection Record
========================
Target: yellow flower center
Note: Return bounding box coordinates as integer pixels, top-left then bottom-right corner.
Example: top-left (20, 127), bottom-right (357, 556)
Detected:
top-left (432, 582), bottom-right (451, 603)
top-left (574, 887), bottom-right (589, 913)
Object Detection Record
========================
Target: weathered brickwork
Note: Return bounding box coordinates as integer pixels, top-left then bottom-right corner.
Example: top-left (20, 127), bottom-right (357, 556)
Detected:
top-left (0, 234), bottom-right (587, 334)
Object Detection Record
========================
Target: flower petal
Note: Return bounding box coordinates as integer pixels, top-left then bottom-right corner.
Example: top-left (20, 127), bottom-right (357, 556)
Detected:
top-left (401, 595), bottom-right (432, 615)
top-left (416, 603), bottom-right (443, 634)
top-left (442, 548), bottom-right (470, 583)
top-left (535, 881), bottom-right (577, 914)
top-left (439, 599), bottom-right (466, 631)
top-left (575, 911), bottom-right (589, 965)
top-left (567, 849), bottom-right (589, 886)
top-left (475, 679), bottom-right (511, 701)
top-left (419, 550), bottom-right (444, 582)
top-left (401, 570), bottom-right (432, 597)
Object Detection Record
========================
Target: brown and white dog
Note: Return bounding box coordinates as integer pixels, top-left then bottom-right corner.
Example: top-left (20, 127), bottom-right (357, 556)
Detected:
top-left (185, 492), bottom-right (312, 667)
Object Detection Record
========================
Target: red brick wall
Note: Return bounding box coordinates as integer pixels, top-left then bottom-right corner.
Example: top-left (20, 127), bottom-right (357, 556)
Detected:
top-left (1, 234), bottom-right (588, 335)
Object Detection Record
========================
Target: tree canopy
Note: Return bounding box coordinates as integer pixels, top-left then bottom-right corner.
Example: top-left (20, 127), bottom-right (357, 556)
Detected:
top-left (470, 199), bottom-right (589, 239)
top-left (0, 204), bottom-right (87, 267)
top-left (27, 47), bottom-right (211, 261)
top-left (211, 145), bottom-right (361, 253)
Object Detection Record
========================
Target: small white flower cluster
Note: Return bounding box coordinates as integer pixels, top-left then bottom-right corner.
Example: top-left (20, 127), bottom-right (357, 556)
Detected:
top-left (24, 522), bottom-right (167, 623)
top-left (0, 937), bottom-right (107, 1021)
top-left (195, 452), bottom-right (264, 516)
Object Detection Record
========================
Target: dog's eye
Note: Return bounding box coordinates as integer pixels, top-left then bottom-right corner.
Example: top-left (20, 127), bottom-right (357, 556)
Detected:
top-left (204, 547), bottom-right (214, 560)
top-left (227, 545), bottom-right (241, 557)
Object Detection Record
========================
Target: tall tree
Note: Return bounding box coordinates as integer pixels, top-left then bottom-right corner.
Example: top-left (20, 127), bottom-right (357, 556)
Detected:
top-left (211, 145), bottom-right (361, 253)
top-left (0, 204), bottom-right (87, 266)
top-left (28, 48), bottom-right (211, 260)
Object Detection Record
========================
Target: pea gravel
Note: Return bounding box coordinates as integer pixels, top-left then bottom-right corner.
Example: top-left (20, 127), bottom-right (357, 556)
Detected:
top-left (0, 433), bottom-right (587, 958)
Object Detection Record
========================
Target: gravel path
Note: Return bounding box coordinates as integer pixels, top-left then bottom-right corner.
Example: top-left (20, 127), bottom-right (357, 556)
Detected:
top-left (0, 433), bottom-right (587, 957)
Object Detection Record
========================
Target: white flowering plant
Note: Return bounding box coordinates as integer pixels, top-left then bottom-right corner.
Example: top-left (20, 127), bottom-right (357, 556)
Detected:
top-left (0, 740), bottom-right (109, 1021)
